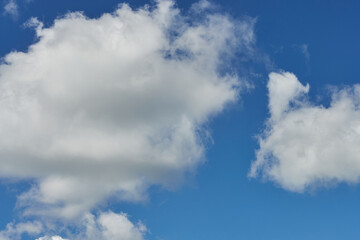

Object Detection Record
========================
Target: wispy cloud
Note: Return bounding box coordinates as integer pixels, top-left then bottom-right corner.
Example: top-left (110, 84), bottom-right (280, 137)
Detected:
top-left (299, 43), bottom-right (310, 61)
top-left (3, 0), bottom-right (18, 19)
top-left (293, 43), bottom-right (310, 61)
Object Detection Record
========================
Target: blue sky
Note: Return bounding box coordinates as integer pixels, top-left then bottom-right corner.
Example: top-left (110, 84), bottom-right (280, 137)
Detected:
top-left (1, 0), bottom-right (360, 240)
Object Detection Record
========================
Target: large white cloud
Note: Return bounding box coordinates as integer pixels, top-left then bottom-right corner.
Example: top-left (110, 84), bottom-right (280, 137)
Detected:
top-left (0, 0), bottom-right (254, 222)
top-left (250, 72), bottom-right (360, 192)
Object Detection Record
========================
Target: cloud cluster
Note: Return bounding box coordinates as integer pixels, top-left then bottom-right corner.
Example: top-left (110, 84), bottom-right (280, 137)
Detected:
top-left (250, 72), bottom-right (360, 192)
top-left (0, 0), bottom-right (254, 223)
top-left (36, 211), bottom-right (146, 240)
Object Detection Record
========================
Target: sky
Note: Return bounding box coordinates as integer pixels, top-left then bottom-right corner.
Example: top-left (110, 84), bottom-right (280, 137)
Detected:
top-left (1, 0), bottom-right (360, 240)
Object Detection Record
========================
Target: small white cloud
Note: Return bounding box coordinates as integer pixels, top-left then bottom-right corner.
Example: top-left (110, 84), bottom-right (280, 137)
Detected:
top-left (85, 212), bottom-right (146, 240)
top-left (0, 221), bottom-right (42, 240)
top-left (250, 72), bottom-right (360, 192)
top-left (190, 0), bottom-right (213, 12)
top-left (3, 0), bottom-right (18, 18)
top-left (36, 237), bottom-right (67, 240)
top-left (35, 211), bottom-right (145, 240)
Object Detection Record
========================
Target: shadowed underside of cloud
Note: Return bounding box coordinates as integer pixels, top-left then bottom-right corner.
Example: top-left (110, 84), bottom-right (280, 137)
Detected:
top-left (250, 72), bottom-right (360, 192)
top-left (0, 0), bottom-right (255, 238)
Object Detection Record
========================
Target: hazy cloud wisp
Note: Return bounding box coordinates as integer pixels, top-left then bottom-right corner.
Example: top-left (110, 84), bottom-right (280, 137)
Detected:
top-left (3, 0), bottom-right (18, 18)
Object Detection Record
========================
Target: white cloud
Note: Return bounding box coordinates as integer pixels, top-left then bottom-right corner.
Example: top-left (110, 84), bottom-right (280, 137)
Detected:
top-left (3, 0), bottom-right (18, 18)
top-left (250, 71), bottom-right (360, 192)
top-left (267, 72), bottom-right (309, 121)
top-left (0, 221), bottom-right (42, 240)
top-left (36, 211), bottom-right (146, 240)
top-left (36, 237), bottom-right (67, 240)
top-left (0, 0), bottom-right (255, 220)
top-left (83, 211), bottom-right (146, 240)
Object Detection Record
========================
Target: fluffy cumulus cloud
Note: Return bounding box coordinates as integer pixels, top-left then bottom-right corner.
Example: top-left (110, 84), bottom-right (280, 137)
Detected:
top-left (81, 211), bottom-right (146, 240)
top-left (0, 0), bottom-right (255, 237)
top-left (250, 72), bottom-right (360, 192)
